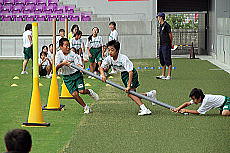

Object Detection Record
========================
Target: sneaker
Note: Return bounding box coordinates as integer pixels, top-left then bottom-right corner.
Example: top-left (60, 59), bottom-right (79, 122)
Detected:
top-left (156, 75), bottom-right (165, 79)
top-left (46, 75), bottom-right (51, 79)
top-left (163, 76), bottom-right (171, 80)
top-left (88, 89), bottom-right (99, 101)
top-left (147, 90), bottom-right (157, 105)
top-left (88, 76), bottom-right (92, 79)
top-left (138, 109), bottom-right (152, 116)
top-left (21, 71), bottom-right (28, 75)
top-left (84, 106), bottom-right (92, 114)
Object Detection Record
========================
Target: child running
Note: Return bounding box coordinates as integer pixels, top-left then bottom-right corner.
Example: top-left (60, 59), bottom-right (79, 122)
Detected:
top-left (99, 40), bottom-right (156, 116)
top-left (56, 38), bottom-right (99, 114)
top-left (87, 27), bottom-right (104, 77)
top-left (171, 88), bottom-right (230, 116)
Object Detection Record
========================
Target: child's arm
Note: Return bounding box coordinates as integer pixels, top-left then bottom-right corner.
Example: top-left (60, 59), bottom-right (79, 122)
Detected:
top-left (87, 47), bottom-right (92, 57)
top-left (99, 67), bottom-right (107, 82)
top-left (56, 60), bottom-right (70, 71)
top-left (171, 102), bottom-right (192, 112)
top-left (171, 102), bottom-right (200, 114)
top-left (179, 109), bottom-right (200, 114)
top-left (125, 71), bottom-right (133, 92)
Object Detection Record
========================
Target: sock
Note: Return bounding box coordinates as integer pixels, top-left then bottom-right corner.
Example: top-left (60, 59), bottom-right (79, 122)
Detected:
top-left (140, 104), bottom-right (147, 111)
top-left (146, 92), bottom-right (151, 97)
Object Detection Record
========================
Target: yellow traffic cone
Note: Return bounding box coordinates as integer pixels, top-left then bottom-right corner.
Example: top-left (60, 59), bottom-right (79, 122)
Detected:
top-left (42, 72), bottom-right (65, 111)
top-left (22, 22), bottom-right (50, 127)
top-left (60, 81), bottom-right (74, 99)
top-left (23, 78), bottom-right (50, 127)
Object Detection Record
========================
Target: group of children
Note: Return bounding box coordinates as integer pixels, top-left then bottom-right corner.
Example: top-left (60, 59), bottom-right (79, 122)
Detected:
top-left (21, 22), bottom-right (230, 116)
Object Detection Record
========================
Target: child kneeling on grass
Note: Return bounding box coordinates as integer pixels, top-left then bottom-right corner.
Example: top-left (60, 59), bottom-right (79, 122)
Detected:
top-left (99, 40), bottom-right (157, 116)
top-left (39, 52), bottom-right (52, 78)
top-left (171, 88), bottom-right (230, 116)
top-left (56, 38), bottom-right (99, 114)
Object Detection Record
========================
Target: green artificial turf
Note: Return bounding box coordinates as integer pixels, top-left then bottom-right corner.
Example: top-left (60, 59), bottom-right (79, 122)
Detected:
top-left (0, 58), bottom-right (230, 153)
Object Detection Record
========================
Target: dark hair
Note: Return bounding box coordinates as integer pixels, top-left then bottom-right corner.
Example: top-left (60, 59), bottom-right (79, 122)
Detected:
top-left (189, 88), bottom-right (205, 100)
top-left (59, 29), bottom-right (65, 33)
top-left (40, 51), bottom-right (47, 57)
top-left (73, 30), bottom-right (82, 37)
top-left (71, 47), bottom-right (79, 54)
top-left (88, 27), bottom-right (99, 41)
top-left (4, 129), bottom-right (32, 153)
top-left (107, 40), bottom-right (120, 52)
top-left (25, 24), bottom-right (32, 31)
top-left (42, 46), bottom-right (48, 52)
top-left (71, 24), bottom-right (79, 33)
top-left (59, 38), bottom-right (69, 47)
top-left (48, 44), bottom-right (53, 48)
top-left (109, 21), bottom-right (116, 28)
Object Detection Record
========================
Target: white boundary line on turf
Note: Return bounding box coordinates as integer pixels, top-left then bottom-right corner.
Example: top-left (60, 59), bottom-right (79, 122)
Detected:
top-left (197, 55), bottom-right (230, 74)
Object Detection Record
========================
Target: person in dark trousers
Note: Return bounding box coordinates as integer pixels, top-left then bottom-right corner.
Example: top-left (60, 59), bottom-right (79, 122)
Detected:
top-left (156, 12), bottom-right (173, 80)
top-left (4, 129), bottom-right (32, 153)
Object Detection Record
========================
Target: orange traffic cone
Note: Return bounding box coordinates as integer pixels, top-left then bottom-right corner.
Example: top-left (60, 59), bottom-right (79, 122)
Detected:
top-left (42, 72), bottom-right (65, 111)
top-left (22, 22), bottom-right (50, 127)
top-left (60, 81), bottom-right (74, 99)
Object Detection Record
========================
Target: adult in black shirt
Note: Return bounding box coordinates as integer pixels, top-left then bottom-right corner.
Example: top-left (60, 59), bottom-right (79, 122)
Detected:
top-left (156, 12), bottom-right (173, 80)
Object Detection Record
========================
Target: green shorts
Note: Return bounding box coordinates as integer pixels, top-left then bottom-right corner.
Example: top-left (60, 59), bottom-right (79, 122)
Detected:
top-left (63, 71), bottom-right (85, 94)
top-left (23, 46), bottom-right (33, 59)
top-left (121, 68), bottom-right (140, 89)
top-left (89, 47), bottom-right (102, 63)
top-left (219, 97), bottom-right (230, 111)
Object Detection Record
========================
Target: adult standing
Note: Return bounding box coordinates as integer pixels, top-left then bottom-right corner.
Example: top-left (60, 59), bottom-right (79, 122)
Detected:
top-left (156, 13), bottom-right (173, 80)
top-left (21, 24), bottom-right (32, 74)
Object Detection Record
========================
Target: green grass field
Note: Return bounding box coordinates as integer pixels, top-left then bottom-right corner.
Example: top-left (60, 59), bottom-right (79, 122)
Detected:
top-left (0, 58), bottom-right (230, 153)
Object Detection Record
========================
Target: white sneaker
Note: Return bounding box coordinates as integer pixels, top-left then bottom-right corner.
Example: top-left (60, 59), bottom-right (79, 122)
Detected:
top-left (84, 106), bottom-right (92, 114)
top-left (156, 75), bottom-right (165, 79)
top-left (147, 90), bottom-right (157, 105)
top-left (88, 89), bottom-right (99, 101)
top-left (138, 109), bottom-right (152, 116)
top-left (46, 75), bottom-right (51, 79)
top-left (163, 76), bottom-right (171, 80)
top-left (21, 71), bottom-right (28, 75)
top-left (88, 76), bottom-right (92, 79)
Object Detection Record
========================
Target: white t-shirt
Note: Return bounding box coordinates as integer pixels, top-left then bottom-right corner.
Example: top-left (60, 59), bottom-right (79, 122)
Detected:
top-left (39, 58), bottom-right (50, 69)
top-left (86, 36), bottom-right (103, 48)
top-left (101, 53), bottom-right (133, 72)
top-left (190, 94), bottom-right (225, 114)
top-left (109, 30), bottom-right (118, 41)
top-left (23, 30), bottom-right (32, 48)
top-left (70, 38), bottom-right (84, 50)
top-left (47, 52), bottom-right (53, 61)
top-left (55, 51), bottom-right (82, 75)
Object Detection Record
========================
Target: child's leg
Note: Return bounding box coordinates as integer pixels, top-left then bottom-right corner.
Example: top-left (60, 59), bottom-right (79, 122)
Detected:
top-left (161, 65), bottom-right (166, 76)
top-left (71, 91), bottom-right (87, 107)
top-left (167, 65), bottom-right (172, 77)
top-left (46, 65), bottom-right (51, 75)
top-left (221, 110), bottom-right (230, 116)
top-left (22, 59), bottom-right (29, 71)
top-left (78, 89), bottom-right (90, 95)
top-left (90, 62), bottom-right (96, 73)
top-left (128, 93), bottom-right (143, 106)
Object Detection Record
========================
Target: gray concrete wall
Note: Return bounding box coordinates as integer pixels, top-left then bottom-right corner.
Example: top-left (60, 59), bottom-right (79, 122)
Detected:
top-left (0, 21), bottom-right (157, 59)
top-left (208, 0), bottom-right (230, 67)
top-left (74, 0), bottom-right (155, 21)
